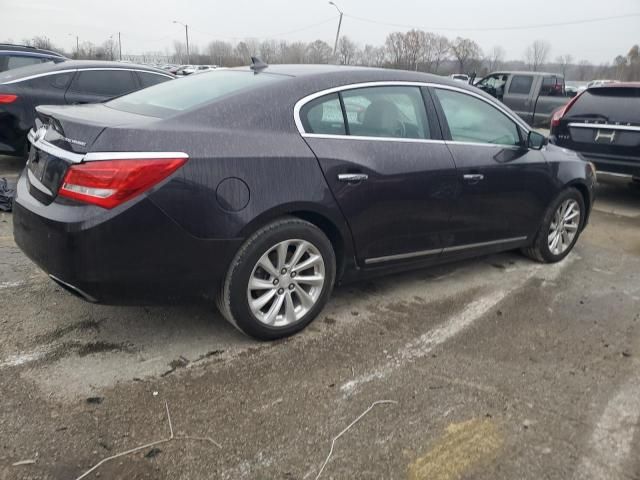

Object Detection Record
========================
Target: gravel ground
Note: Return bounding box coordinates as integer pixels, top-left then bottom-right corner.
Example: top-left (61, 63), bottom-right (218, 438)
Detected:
top-left (1, 157), bottom-right (639, 480)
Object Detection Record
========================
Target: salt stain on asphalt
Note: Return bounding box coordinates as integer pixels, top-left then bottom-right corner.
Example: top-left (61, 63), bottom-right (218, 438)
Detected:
top-left (572, 361), bottom-right (640, 480)
top-left (0, 280), bottom-right (25, 289)
top-left (0, 349), bottom-right (50, 368)
top-left (340, 258), bottom-right (575, 397)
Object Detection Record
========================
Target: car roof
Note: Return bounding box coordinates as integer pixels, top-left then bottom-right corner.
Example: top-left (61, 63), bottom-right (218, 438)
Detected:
top-left (0, 43), bottom-right (65, 57)
top-left (0, 60), bottom-right (173, 84)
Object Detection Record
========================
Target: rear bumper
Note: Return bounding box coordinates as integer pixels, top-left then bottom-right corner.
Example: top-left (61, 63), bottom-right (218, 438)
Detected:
top-left (578, 152), bottom-right (640, 178)
top-left (13, 172), bottom-right (242, 304)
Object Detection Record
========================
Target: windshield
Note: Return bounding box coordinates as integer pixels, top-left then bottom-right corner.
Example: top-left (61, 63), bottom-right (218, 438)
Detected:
top-left (107, 70), bottom-right (288, 117)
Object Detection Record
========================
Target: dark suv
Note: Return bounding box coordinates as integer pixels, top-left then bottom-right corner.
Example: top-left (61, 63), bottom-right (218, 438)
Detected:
top-left (550, 83), bottom-right (640, 182)
top-left (0, 44), bottom-right (66, 72)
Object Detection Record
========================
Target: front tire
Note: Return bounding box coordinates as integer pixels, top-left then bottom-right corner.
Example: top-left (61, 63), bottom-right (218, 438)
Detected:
top-left (523, 187), bottom-right (585, 263)
top-left (217, 217), bottom-right (336, 340)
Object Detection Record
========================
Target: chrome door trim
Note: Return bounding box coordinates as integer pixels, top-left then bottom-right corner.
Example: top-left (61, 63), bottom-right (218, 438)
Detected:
top-left (293, 81), bottom-right (530, 139)
top-left (364, 236), bottom-right (528, 265)
top-left (568, 123), bottom-right (640, 132)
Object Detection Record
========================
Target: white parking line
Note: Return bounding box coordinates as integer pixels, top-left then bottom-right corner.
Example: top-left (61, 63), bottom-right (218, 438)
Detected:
top-left (340, 258), bottom-right (574, 397)
top-left (0, 349), bottom-right (50, 368)
top-left (573, 364), bottom-right (640, 480)
top-left (0, 280), bottom-right (25, 290)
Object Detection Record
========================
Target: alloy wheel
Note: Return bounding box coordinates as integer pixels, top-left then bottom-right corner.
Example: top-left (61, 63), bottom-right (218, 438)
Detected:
top-left (548, 199), bottom-right (581, 256)
top-left (247, 239), bottom-right (326, 327)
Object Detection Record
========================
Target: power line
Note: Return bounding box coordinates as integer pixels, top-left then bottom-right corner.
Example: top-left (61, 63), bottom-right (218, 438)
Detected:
top-left (344, 12), bottom-right (640, 32)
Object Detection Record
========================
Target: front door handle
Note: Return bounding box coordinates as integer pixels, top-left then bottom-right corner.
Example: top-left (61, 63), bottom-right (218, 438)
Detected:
top-left (338, 173), bottom-right (368, 183)
top-left (463, 173), bottom-right (484, 184)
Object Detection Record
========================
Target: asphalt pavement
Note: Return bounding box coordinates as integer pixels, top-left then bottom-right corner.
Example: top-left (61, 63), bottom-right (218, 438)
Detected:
top-left (1, 157), bottom-right (639, 480)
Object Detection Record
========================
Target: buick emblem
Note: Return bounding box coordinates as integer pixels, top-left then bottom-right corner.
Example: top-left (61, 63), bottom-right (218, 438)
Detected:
top-left (595, 130), bottom-right (616, 143)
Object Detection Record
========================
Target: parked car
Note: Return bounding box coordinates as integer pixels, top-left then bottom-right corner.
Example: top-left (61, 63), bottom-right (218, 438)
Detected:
top-left (13, 64), bottom-right (595, 340)
top-left (565, 85), bottom-right (579, 98)
top-left (0, 43), bottom-right (66, 73)
top-left (449, 74), bottom-right (470, 83)
top-left (0, 60), bottom-right (174, 157)
top-left (550, 83), bottom-right (640, 183)
top-left (173, 65), bottom-right (196, 76)
top-left (475, 71), bottom-right (570, 127)
top-left (586, 79), bottom-right (619, 89)
top-left (192, 65), bottom-right (219, 74)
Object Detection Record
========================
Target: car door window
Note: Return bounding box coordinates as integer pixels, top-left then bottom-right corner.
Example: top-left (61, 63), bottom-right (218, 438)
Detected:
top-left (341, 86), bottom-right (430, 139)
top-left (508, 75), bottom-right (533, 95)
top-left (300, 93), bottom-right (346, 135)
top-left (69, 70), bottom-right (137, 96)
top-left (434, 88), bottom-right (521, 146)
top-left (7, 55), bottom-right (44, 69)
top-left (138, 72), bottom-right (171, 88)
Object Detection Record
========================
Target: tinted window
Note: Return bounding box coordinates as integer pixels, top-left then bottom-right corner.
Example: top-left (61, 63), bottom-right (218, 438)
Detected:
top-left (108, 70), bottom-right (286, 117)
top-left (509, 75), bottom-right (533, 95)
top-left (300, 93), bottom-right (346, 135)
top-left (50, 72), bottom-right (74, 89)
top-left (540, 76), bottom-right (564, 96)
top-left (138, 71), bottom-right (171, 88)
top-left (434, 89), bottom-right (520, 146)
top-left (567, 88), bottom-right (640, 124)
top-left (7, 55), bottom-right (44, 69)
top-left (342, 86), bottom-right (430, 139)
top-left (69, 70), bottom-right (136, 96)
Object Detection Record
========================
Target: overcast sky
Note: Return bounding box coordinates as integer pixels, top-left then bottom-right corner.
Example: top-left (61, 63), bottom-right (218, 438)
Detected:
top-left (3, 0), bottom-right (639, 63)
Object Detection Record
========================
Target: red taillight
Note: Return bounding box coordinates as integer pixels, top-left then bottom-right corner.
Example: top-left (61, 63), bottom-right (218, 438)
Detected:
top-left (551, 91), bottom-right (583, 129)
top-left (58, 158), bottom-right (187, 209)
top-left (0, 94), bottom-right (18, 104)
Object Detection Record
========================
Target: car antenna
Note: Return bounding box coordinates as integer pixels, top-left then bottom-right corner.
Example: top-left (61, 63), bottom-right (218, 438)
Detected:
top-left (250, 56), bottom-right (268, 73)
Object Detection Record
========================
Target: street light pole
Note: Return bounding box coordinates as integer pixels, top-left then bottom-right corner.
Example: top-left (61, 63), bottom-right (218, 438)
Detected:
top-left (173, 21), bottom-right (190, 64)
top-left (118, 32), bottom-right (122, 60)
top-left (329, 1), bottom-right (343, 60)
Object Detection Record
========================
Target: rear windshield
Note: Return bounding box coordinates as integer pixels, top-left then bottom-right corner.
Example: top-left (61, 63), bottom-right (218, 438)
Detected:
top-left (568, 87), bottom-right (640, 124)
top-left (107, 70), bottom-right (288, 117)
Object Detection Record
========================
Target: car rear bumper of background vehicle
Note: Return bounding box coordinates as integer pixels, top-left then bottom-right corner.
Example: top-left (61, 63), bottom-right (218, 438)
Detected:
top-left (579, 152), bottom-right (640, 178)
top-left (12, 173), bottom-right (243, 304)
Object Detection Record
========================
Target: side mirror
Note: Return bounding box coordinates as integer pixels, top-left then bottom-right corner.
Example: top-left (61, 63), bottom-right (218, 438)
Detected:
top-left (527, 130), bottom-right (547, 150)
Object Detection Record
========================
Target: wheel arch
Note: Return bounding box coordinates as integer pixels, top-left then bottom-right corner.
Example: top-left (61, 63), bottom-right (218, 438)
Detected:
top-left (565, 180), bottom-right (592, 229)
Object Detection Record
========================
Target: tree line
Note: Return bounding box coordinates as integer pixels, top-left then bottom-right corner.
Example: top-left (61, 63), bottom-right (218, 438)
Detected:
top-left (10, 33), bottom-right (640, 81)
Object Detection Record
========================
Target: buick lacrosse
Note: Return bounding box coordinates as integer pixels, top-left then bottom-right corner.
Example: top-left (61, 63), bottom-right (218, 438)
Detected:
top-left (13, 62), bottom-right (595, 340)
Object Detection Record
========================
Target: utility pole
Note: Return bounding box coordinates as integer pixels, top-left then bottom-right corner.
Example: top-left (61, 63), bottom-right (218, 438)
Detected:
top-left (69, 33), bottom-right (79, 58)
top-left (118, 32), bottom-right (122, 60)
top-left (329, 1), bottom-right (343, 61)
top-left (173, 21), bottom-right (190, 64)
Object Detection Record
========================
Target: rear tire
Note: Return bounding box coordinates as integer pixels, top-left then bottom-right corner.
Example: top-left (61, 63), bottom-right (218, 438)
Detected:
top-left (217, 217), bottom-right (336, 340)
top-left (522, 187), bottom-right (585, 263)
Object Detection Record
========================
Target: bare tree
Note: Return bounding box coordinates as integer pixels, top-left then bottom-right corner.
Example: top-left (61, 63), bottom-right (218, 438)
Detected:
top-left (385, 32), bottom-right (406, 67)
top-left (576, 60), bottom-right (594, 81)
top-left (431, 35), bottom-right (450, 74)
top-left (525, 40), bottom-right (551, 71)
top-left (172, 41), bottom-right (186, 64)
top-left (23, 36), bottom-right (54, 50)
top-left (337, 36), bottom-right (357, 65)
top-left (259, 40), bottom-right (279, 63)
top-left (306, 40), bottom-right (332, 64)
top-left (403, 29), bottom-right (427, 71)
top-left (207, 40), bottom-right (234, 66)
top-left (486, 46), bottom-right (505, 72)
top-left (358, 44), bottom-right (386, 67)
top-left (555, 54), bottom-right (573, 77)
top-left (450, 37), bottom-right (481, 73)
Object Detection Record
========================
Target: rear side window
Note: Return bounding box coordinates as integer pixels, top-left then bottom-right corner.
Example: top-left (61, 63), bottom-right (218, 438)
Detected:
top-left (69, 70), bottom-right (137, 96)
top-left (567, 88), bottom-right (640, 124)
top-left (107, 70), bottom-right (286, 117)
top-left (7, 55), bottom-right (45, 70)
top-left (509, 75), bottom-right (533, 95)
top-left (138, 72), bottom-right (171, 88)
top-left (300, 93), bottom-right (346, 135)
top-left (50, 72), bottom-right (74, 89)
top-left (342, 86), bottom-right (430, 139)
top-left (540, 76), bottom-right (564, 96)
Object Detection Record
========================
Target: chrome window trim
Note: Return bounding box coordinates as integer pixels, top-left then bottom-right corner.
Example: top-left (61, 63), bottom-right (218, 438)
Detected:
top-left (27, 169), bottom-right (54, 196)
top-left (1, 68), bottom-right (173, 85)
top-left (293, 81), bottom-right (530, 144)
top-left (364, 236), bottom-right (528, 265)
top-left (302, 133), bottom-right (446, 145)
top-left (568, 123), bottom-right (640, 132)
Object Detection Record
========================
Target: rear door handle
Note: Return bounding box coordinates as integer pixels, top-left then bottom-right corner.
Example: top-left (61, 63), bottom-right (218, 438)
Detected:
top-left (463, 174), bottom-right (484, 183)
top-left (338, 173), bottom-right (368, 183)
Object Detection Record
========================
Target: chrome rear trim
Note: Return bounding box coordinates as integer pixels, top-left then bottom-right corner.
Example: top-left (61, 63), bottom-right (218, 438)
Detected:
top-left (568, 123), bottom-right (640, 132)
top-left (84, 151), bottom-right (189, 161)
top-left (27, 169), bottom-right (54, 196)
top-left (28, 134), bottom-right (85, 163)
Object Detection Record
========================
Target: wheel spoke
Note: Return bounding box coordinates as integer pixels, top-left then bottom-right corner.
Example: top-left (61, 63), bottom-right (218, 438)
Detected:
top-left (263, 293), bottom-right (285, 325)
top-left (258, 256), bottom-right (278, 278)
top-left (276, 241), bottom-right (289, 270)
top-left (295, 285), bottom-right (315, 310)
top-left (249, 277), bottom-right (275, 290)
top-left (288, 242), bottom-right (307, 269)
top-left (284, 291), bottom-right (296, 324)
top-left (295, 274), bottom-right (324, 286)
top-left (292, 254), bottom-right (322, 273)
top-left (251, 289), bottom-right (277, 311)
top-left (565, 223), bottom-right (578, 232)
